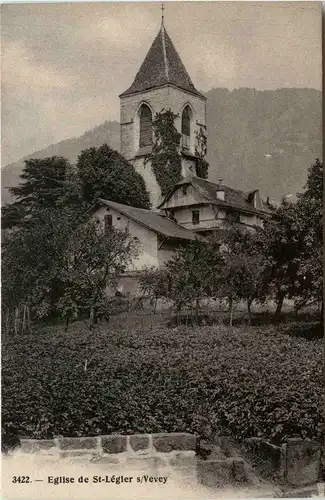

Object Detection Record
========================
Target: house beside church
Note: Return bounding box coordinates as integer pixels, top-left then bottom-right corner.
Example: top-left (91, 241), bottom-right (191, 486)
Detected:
top-left (158, 176), bottom-right (273, 237)
top-left (92, 17), bottom-right (274, 286)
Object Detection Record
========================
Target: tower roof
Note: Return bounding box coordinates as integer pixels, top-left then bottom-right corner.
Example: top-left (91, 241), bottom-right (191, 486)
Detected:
top-left (120, 24), bottom-right (205, 99)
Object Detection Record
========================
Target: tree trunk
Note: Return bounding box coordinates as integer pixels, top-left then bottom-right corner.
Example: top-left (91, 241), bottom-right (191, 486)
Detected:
top-left (320, 297), bottom-right (324, 329)
top-left (14, 307), bottom-right (19, 335)
top-left (247, 299), bottom-right (252, 325)
top-left (26, 306), bottom-right (31, 333)
top-left (229, 298), bottom-right (233, 327)
top-left (65, 313), bottom-right (71, 333)
top-left (153, 297), bottom-right (158, 316)
top-left (89, 307), bottom-right (95, 331)
top-left (5, 309), bottom-right (9, 335)
top-left (275, 290), bottom-right (285, 321)
top-left (22, 305), bottom-right (27, 334)
top-left (195, 298), bottom-right (200, 324)
top-left (177, 308), bottom-right (181, 326)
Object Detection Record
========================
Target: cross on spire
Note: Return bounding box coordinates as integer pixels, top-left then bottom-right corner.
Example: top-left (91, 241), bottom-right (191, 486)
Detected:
top-left (161, 3), bottom-right (164, 25)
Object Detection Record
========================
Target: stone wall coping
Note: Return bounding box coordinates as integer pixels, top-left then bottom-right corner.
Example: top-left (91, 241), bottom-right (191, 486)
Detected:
top-left (20, 433), bottom-right (198, 454)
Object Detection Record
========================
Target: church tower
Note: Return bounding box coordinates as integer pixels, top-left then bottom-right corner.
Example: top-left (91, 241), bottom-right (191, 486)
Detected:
top-left (119, 15), bottom-right (207, 208)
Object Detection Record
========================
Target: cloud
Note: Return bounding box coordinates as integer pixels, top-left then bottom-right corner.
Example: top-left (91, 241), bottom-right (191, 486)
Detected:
top-left (2, 42), bottom-right (76, 96)
top-left (1, 1), bottom-right (322, 165)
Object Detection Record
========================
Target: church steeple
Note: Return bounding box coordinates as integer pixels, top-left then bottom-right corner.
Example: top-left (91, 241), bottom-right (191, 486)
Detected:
top-left (119, 16), bottom-right (207, 209)
top-left (119, 22), bottom-right (204, 99)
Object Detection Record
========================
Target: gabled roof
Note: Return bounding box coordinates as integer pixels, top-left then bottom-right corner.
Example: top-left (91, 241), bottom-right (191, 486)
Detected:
top-left (97, 198), bottom-right (202, 241)
top-left (120, 24), bottom-right (205, 99)
top-left (158, 176), bottom-right (274, 215)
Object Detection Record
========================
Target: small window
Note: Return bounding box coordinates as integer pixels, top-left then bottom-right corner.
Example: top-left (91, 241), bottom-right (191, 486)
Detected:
top-left (182, 185), bottom-right (188, 196)
top-left (227, 211), bottom-right (240, 223)
top-left (104, 214), bottom-right (113, 233)
top-left (192, 210), bottom-right (200, 225)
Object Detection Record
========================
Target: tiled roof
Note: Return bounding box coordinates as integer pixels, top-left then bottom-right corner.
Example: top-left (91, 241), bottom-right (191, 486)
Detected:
top-left (98, 198), bottom-right (202, 241)
top-left (158, 176), bottom-right (274, 215)
top-left (120, 25), bottom-right (205, 99)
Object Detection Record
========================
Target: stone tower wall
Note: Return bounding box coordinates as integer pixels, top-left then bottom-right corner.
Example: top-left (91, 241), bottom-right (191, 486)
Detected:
top-left (120, 85), bottom-right (206, 208)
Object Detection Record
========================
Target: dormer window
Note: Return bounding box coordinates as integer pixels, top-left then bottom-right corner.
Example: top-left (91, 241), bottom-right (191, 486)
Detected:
top-left (216, 189), bottom-right (225, 201)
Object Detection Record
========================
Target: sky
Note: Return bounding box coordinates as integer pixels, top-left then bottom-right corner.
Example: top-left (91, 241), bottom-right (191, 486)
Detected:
top-left (1, 1), bottom-right (322, 166)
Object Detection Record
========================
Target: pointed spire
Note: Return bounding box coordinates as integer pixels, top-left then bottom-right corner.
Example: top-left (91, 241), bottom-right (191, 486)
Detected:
top-left (120, 22), bottom-right (205, 99)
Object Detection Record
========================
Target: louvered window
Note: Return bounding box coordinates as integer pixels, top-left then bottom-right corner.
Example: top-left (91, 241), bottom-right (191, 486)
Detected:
top-left (139, 105), bottom-right (153, 147)
top-left (182, 106), bottom-right (191, 149)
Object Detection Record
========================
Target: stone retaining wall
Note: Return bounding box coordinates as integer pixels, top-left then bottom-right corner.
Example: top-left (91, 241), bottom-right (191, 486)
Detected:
top-left (244, 437), bottom-right (321, 487)
top-left (18, 433), bottom-right (247, 488)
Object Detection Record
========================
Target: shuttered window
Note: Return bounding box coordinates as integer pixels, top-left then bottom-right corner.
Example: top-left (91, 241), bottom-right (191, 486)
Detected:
top-left (139, 105), bottom-right (153, 147)
top-left (104, 214), bottom-right (113, 233)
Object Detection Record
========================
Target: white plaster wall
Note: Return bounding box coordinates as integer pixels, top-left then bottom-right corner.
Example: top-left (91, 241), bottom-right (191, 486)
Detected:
top-left (157, 248), bottom-right (175, 267)
top-left (94, 206), bottom-right (159, 270)
top-left (163, 185), bottom-right (203, 209)
top-left (173, 205), bottom-right (226, 230)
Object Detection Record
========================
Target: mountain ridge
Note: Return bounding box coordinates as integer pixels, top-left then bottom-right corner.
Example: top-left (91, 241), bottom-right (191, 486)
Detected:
top-left (2, 88), bottom-right (322, 204)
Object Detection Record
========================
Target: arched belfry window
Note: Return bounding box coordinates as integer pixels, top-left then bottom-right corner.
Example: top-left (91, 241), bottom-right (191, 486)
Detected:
top-left (139, 104), bottom-right (153, 148)
top-left (182, 105), bottom-right (192, 150)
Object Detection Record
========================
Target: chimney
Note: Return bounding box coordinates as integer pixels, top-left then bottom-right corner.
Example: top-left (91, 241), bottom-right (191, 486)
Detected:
top-left (216, 179), bottom-right (225, 201)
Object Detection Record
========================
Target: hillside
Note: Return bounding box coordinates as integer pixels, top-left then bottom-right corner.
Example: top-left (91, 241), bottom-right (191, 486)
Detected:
top-left (205, 88), bottom-right (322, 201)
top-left (2, 88), bottom-right (322, 204)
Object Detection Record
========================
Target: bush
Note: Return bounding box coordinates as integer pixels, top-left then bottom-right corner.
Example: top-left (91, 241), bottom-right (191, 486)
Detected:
top-left (2, 324), bottom-right (323, 446)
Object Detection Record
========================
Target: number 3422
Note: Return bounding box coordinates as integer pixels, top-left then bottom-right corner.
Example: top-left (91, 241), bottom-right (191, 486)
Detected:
top-left (12, 476), bottom-right (31, 483)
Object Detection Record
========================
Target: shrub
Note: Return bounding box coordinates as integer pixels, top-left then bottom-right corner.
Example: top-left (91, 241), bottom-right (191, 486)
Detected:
top-left (2, 324), bottom-right (323, 445)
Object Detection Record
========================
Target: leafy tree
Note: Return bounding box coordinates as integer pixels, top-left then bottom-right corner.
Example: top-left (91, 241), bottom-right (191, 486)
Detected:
top-left (261, 201), bottom-right (302, 318)
top-left (145, 109), bottom-right (182, 196)
top-left (261, 159), bottom-right (323, 319)
top-left (165, 237), bottom-right (222, 321)
top-left (2, 205), bottom-right (87, 327)
top-left (77, 144), bottom-right (151, 209)
top-left (2, 205), bottom-right (138, 332)
top-left (139, 266), bottom-right (169, 306)
top-left (57, 219), bottom-right (138, 330)
top-left (217, 226), bottom-right (265, 325)
top-left (294, 159), bottom-right (323, 313)
top-left (2, 156), bottom-right (81, 229)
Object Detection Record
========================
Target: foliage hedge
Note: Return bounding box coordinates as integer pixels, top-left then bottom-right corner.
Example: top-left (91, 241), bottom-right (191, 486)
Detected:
top-left (2, 324), bottom-right (323, 445)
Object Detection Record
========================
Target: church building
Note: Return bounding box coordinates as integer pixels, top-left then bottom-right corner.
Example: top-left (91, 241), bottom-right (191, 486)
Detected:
top-left (94, 16), bottom-right (274, 282)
